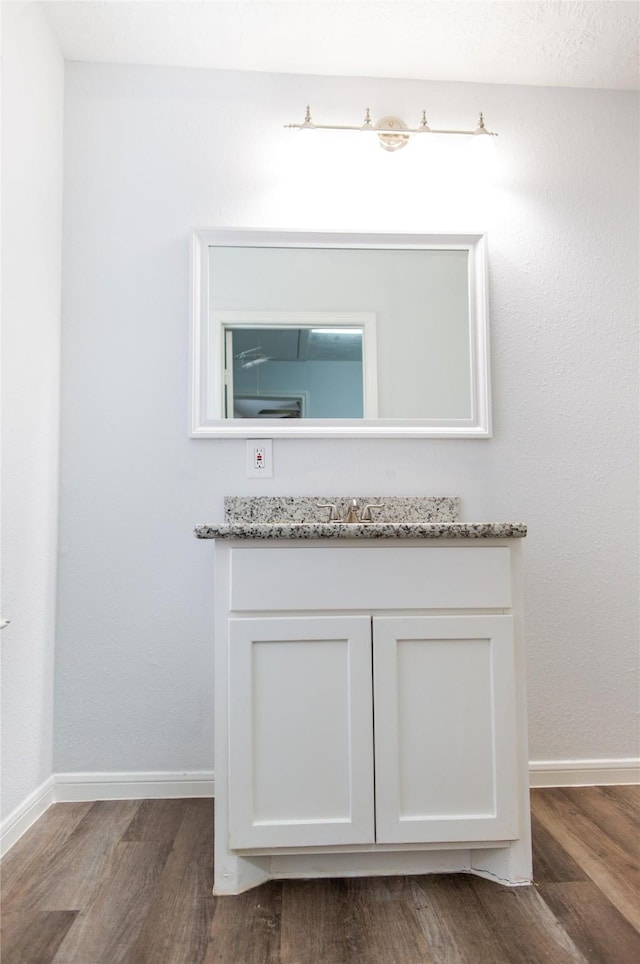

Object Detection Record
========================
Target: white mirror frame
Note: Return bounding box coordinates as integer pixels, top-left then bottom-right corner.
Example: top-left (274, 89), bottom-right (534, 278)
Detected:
top-left (190, 228), bottom-right (492, 438)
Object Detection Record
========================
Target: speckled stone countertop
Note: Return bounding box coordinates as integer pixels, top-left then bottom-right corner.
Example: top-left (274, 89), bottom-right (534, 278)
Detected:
top-left (195, 522), bottom-right (527, 540)
top-left (194, 497), bottom-right (527, 540)
top-left (224, 495), bottom-right (460, 524)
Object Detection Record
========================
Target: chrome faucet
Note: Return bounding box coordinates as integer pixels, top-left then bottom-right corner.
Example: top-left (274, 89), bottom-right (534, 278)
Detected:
top-left (342, 499), bottom-right (362, 523)
top-left (360, 501), bottom-right (385, 522)
top-left (316, 501), bottom-right (340, 522)
top-left (317, 499), bottom-right (385, 524)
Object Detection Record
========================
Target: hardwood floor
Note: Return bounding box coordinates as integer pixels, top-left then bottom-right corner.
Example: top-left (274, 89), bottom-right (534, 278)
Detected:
top-left (2, 787), bottom-right (638, 963)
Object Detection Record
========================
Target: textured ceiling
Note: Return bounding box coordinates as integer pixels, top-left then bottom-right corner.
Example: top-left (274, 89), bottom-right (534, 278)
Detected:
top-left (42, 0), bottom-right (639, 90)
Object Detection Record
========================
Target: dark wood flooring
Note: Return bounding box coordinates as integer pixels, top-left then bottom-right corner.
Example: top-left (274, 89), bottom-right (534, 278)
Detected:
top-left (2, 787), bottom-right (638, 963)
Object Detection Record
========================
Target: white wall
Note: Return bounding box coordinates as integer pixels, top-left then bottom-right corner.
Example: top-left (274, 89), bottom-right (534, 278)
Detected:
top-left (1, 2), bottom-right (64, 821)
top-left (56, 63), bottom-right (638, 776)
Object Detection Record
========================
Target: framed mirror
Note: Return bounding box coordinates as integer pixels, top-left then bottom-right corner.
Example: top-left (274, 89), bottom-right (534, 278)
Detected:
top-left (190, 229), bottom-right (491, 437)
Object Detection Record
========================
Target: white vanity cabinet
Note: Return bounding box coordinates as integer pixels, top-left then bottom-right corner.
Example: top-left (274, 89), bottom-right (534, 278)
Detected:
top-left (213, 540), bottom-right (531, 895)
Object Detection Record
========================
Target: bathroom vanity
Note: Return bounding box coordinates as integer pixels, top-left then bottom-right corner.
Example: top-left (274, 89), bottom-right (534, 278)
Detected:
top-left (196, 497), bottom-right (531, 895)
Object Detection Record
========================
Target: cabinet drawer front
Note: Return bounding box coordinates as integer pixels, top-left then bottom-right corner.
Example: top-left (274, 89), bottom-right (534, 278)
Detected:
top-left (230, 546), bottom-right (512, 611)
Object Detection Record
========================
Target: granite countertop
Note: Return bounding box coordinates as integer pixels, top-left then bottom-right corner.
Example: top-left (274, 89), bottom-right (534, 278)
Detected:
top-left (194, 521), bottom-right (527, 540)
top-left (194, 496), bottom-right (527, 540)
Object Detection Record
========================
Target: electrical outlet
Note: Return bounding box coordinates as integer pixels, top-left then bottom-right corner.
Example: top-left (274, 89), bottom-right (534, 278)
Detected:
top-left (246, 439), bottom-right (273, 478)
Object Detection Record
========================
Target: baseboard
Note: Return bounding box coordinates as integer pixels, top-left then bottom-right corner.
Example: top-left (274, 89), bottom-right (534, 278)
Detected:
top-left (3, 762), bottom-right (637, 857)
top-left (54, 762), bottom-right (638, 798)
top-left (529, 758), bottom-right (640, 787)
top-left (0, 776), bottom-right (55, 858)
top-left (54, 770), bottom-right (215, 802)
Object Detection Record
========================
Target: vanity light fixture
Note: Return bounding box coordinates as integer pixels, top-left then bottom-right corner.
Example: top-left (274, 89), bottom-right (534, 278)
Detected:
top-left (285, 106), bottom-right (497, 152)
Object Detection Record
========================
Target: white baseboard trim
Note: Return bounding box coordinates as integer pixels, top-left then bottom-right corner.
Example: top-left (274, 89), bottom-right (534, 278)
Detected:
top-left (529, 758), bottom-right (640, 787)
top-left (1, 776), bottom-right (55, 858)
top-left (52, 760), bottom-right (639, 799)
top-left (54, 770), bottom-right (215, 802)
top-left (3, 762), bottom-right (637, 857)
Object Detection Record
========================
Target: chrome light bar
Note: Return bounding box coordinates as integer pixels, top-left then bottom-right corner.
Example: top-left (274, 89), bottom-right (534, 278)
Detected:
top-left (285, 107), bottom-right (497, 152)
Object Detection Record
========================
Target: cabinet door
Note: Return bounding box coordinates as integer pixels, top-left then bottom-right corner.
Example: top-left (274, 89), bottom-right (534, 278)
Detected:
top-left (228, 616), bottom-right (375, 849)
top-left (373, 615), bottom-right (518, 844)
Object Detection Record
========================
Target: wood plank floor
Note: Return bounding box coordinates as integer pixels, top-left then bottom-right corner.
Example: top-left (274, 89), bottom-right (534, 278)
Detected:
top-left (2, 787), bottom-right (638, 963)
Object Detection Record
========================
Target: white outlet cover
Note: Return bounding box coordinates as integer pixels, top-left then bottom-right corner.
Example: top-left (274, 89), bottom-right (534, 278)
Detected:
top-left (246, 438), bottom-right (273, 478)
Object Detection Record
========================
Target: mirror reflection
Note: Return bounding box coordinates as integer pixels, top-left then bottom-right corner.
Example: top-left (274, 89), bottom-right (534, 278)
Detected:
top-left (190, 230), bottom-right (491, 438)
top-left (228, 326), bottom-right (366, 418)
